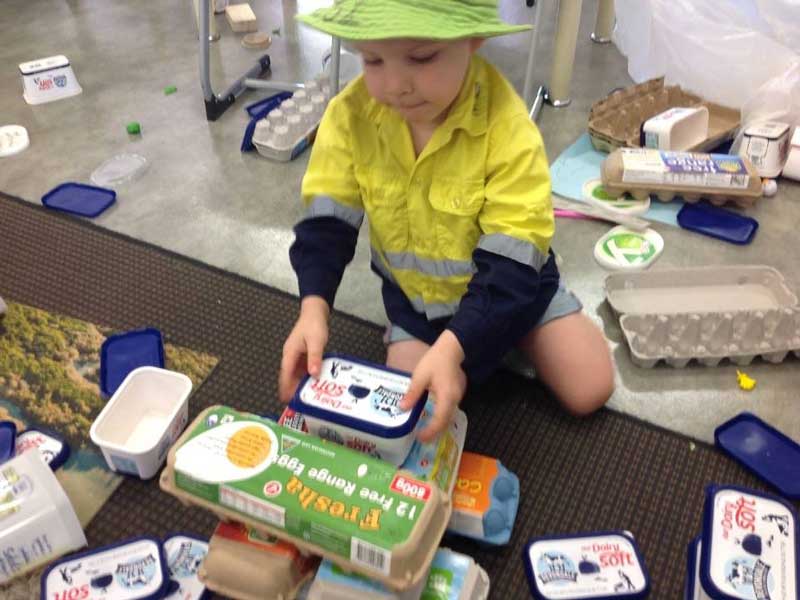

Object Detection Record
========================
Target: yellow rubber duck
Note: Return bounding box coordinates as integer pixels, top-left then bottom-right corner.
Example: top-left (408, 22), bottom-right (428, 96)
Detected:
top-left (737, 370), bottom-right (756, 391)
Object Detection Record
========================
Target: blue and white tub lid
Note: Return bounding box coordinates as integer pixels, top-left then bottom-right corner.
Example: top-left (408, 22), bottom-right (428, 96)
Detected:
top-left (700, 485), bottom-right (798, 600)
top-left (42, 537), bottom-right (169, 600)
top-left (290, 354), bottom-right (426, 439)
top-left (524, 530), bottom-right (650, 599)
top-left (163, 534), bottom-right (209, 600)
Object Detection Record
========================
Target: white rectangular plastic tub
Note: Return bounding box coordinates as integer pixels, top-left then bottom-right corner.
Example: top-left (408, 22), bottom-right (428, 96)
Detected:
top-left (90, 366), bottom-right (192, 479)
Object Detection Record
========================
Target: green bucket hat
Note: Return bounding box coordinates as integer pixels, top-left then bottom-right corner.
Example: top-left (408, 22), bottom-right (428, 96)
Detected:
top-left (296, 0), bottom-right (531, 41)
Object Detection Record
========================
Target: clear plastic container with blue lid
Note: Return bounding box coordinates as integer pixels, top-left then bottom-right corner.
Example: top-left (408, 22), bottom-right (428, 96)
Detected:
top-left (699, 484), bottom-right (797, 600)
top-left (288, 354), bottom-right (426, 466)
top-left (524, 530), bottom-right (651, 599)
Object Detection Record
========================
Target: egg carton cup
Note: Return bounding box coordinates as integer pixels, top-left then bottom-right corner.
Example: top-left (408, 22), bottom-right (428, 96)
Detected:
top-left (620, 306), bottom-right (800, 368)
top-left (160, 406), bottom-right (452, 592)
top-left (602, 148), bottom-right (763, 208)
top-left (604, 265), bottom-right (799, 318)
top-left (251, 93), bottom-right (328, 162)
top-left (588, 77), bottom-right (740, 153)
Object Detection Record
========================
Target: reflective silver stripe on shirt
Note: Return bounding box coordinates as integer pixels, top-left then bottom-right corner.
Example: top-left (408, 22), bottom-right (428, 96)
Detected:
top-left (383, 251), bottom-right (475, 278)
top-left (301, 195), bottom-right (364, 229)
top-left (371, 249), bottom-right (461, 320)
top-left (477, 233), bottom-right (548, 271)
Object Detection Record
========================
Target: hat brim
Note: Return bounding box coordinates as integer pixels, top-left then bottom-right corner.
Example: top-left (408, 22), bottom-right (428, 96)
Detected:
top-left (296, 4), bottom-right (531, 41)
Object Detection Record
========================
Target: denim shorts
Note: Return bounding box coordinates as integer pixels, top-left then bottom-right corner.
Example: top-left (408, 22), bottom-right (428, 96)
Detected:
top-left (383, 283), bottom-right (583, 345)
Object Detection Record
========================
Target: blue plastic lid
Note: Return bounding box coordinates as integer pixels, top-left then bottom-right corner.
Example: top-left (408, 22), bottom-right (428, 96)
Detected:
top-left (0, 421), bottom-right (17, 464)
top-left (15, 427), bottom-right (70, 471)
top-left (41, 182), bottom-right (117, 218)
top-left (524, 530), bottom-right (651, 599)
top-left (685, 536), bottom-right (702, 600)
top-left (41, 536), bottom-right (170, 600)
top-left (677, 202), bottom-right (758, 245)
top-left (289, 353), bottom-right (426, 439)
top-left (700, 484), bottom-right (798, 600)
top-left (714, 412), bottom-right (800, 500)
top-left (100, 328), bottom-right (165, 397)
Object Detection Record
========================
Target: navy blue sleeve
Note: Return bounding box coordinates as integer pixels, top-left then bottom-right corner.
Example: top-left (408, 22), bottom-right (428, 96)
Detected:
top-left (289, 216), bottom-right (360, 308)
top-left (446, 248), bottom-right (560, 382)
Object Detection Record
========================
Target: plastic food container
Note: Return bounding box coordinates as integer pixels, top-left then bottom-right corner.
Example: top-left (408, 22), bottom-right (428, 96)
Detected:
top-left (19, 55), bottom-right (82, 105)
top-left (14, 427), bottom-right (70, 471)
top-left (685, 537), bottom-right (712, 600)
top-left (738, 121), bottom-right (791, 178)
top-left (42, 537), bottom-right (169, 600)
top-left (643, 106), bottom-right (710, 151)
top-left (594, 226), bottom-right (664, 271)
top-left (163, 533), bottom-right (209, 600)
top-left (0, 421), bottom-right (16, 465)
top-left (780, 127), bottom-right (800, 181)
top-left (0, 451), bottom-right (86, 584)
top-left (700, 484), bottom-right (797, 600)
top-left (524, 530), bottom-right (651, 599)
top-left (90, 366), bottom-right (192, 479)
top-left (198, 522), bottom-right (318, 600)
top-left (159, 405), bottom-right (451, 591)
top-left (289, 355), bottom-right (426, 466)
top-left (308, 548), bottom-right (489, 600)
top-left (447, 453), bottom-right (519, 545)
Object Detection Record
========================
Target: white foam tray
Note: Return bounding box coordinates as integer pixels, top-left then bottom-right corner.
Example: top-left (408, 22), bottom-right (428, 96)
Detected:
top-left (605, 265), bottom-right (798, 316)
top-left (621, 307), bottom-right (800, 367)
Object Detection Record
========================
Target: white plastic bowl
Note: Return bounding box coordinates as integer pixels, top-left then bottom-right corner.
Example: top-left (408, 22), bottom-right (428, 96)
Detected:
top-left (90, 366), bottom-right (192, 479)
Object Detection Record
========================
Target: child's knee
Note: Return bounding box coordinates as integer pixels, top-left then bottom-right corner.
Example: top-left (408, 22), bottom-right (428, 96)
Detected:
top-left (563, 368), bottom-right (614, 417)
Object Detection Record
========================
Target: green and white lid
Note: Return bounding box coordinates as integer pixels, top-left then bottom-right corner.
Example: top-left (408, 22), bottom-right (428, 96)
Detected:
top-left (582, 178), bottom-right (650, 217)
top-left (594, 226), bottom-right (664, 271)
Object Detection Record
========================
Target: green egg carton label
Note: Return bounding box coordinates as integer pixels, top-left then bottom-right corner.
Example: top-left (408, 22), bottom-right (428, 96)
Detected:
top-left (172, 406), bottom-right (433, 576)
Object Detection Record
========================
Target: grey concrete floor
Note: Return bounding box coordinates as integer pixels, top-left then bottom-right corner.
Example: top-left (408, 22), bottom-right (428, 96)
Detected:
top-left (2, 0), bottom-right (798, 445)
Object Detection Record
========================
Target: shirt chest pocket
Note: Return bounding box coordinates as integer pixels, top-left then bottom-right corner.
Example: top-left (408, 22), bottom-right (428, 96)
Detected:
top-left (355, 166), bottom-right (408, 249)
top-left (428, 178), bottom-right (485, 259)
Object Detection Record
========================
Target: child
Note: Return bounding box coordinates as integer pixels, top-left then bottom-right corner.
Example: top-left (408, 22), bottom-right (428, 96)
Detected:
top-left (279, 0), bottom-right (614, 442)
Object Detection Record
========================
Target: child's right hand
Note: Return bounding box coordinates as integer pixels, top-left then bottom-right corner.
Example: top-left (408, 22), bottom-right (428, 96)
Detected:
top-left (279, 296), bottom-right (330, 403)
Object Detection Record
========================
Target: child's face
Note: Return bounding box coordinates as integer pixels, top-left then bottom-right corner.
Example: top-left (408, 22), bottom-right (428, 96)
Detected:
top-left (354, 38), bottom-right (483, 127)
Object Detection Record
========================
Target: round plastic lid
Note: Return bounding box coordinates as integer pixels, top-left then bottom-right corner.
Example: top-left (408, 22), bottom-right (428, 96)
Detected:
top-left (90, 153), bottom-right (148, 187)
top-left (0, 125), bottom-right (30, 158)
top-left (582, 178), bottom-right (650, 216)
top-left (594, 225), bottom-right (664, 271)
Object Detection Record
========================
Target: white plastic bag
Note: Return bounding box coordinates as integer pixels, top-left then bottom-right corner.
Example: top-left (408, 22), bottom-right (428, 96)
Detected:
top-left (613, 0), bottom-right (800, 111)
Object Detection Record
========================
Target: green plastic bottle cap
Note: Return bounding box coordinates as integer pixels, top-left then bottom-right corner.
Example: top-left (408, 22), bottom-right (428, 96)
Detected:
top-left (126, 122), bottom-right (141, 135)
top-left (583, 178), bottom-right (650, 216)
top-left (594, 225), bottom-right (664, 271)
top-left (164, 85), bottom-right (177, 95)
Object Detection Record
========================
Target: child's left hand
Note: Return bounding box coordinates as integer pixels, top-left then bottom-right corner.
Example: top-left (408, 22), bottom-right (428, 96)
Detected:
top-left (400, 330), bottom-right (467, 443)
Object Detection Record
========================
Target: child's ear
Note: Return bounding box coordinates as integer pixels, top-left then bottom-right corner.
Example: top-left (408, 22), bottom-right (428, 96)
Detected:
top-left (469, 38), bottom-right (485, 53)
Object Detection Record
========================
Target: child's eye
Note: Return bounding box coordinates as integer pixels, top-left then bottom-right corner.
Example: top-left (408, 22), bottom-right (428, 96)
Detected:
top-left (363, 58), bottom-right (382, 66)
top-left (410, 53), bottom-right (438, 64)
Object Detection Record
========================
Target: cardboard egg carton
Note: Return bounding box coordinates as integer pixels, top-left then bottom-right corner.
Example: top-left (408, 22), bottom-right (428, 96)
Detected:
top-left (601, 148), bottom-right (763, 208)
top-left (588, 77), bottom-right (740, 153)
top-left (620, 307), bottom-right (800, 368)
top-left (605, 265), bottom-right (800, 368)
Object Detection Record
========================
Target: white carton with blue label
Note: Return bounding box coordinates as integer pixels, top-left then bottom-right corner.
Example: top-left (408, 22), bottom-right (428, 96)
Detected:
top-left (163, 534), bottom-right (209, 600)
top-left (308, 548), bottom-right (489, 600)
top-left (698, 485), bottom-right (797, 600)
top-left (289, 355), bottom-right (426, 466)
top-left (524, 531), bottom-right (651, 599)
top-left (41, 537), bottom-right (169, 600)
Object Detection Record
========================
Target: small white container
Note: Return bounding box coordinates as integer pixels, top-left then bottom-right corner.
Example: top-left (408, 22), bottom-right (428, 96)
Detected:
top-left (643, 106), bottom-right (709, 151)
top-left (19, 55), bottom-right (82, 105)
top-left (0, 451), bottom-right (86, 584)
top-left (90, 366), bottom-right (192, 479)
top-left (739, 120), bottom-right (791, 178)
top-left (781, 127), bottom-right (800, 181)
top-left (288, 355), bottom-right (426, 466)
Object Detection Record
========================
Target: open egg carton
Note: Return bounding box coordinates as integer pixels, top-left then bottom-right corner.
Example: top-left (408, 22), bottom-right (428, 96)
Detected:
top-left (252, 78), bottom-right (331, 161)
top-left (605, 265), bottom-right (800, 368)
top-left (588, 77), bottom-right (740, 154)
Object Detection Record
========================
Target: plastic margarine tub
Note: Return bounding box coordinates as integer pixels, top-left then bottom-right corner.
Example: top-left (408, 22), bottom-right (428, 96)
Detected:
top-left (289, 355), bottom-right (426, 466)
top-left (700, 484), bottom-right (797, 600)
top-left (163, 534), bottom-right (209, 600)
top-left (524, 530), bottom-right (651, 599)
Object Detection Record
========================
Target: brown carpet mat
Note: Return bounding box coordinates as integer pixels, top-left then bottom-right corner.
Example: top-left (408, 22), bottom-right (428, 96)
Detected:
top-left (1, 193), bottom-right (794, 599)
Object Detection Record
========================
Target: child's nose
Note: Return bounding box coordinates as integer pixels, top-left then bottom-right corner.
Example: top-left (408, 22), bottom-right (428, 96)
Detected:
top-left (384, 68), bottom-right (412, 96)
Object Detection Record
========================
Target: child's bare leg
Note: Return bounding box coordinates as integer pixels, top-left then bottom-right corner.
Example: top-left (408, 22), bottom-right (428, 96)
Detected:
top-left (386, 339), bottom-right (430, 372)
top-left (518, 313), bottom-right (614, 416)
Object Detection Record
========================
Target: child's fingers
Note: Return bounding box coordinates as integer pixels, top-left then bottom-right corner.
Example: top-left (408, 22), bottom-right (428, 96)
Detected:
top-left (400, 374), bottom-right (426, 411)
top-left (305, 329), bottom-right (327, 378)
top-left (417, 399), bottom-right (455, 444)
top-left (278, 351), bottom-right (301, 403)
